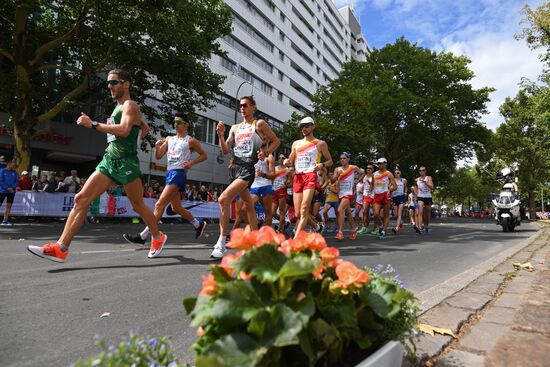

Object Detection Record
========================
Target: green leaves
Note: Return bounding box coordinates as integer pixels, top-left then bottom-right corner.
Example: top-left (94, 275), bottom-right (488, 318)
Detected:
top-left (362, 278), bottom-right (401, 318)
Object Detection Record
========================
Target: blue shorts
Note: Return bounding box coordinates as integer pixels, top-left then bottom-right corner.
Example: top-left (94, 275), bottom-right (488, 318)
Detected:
top-left (250, 185), bottom-right (274, 197)
top-left (392, 195), bottom-right (406, 205)
top-left (325, 201), bottom-right (338, 209)
top-left (166, 169), bottom-right (186, 192)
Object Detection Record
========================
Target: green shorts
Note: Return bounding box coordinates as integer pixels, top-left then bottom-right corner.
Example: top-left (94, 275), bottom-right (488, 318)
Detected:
top-left (96, 155), bottom-right (141, 185)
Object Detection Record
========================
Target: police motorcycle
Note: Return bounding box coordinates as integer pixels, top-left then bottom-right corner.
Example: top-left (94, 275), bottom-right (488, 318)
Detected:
top-left (492, 168), bottom-right (521, 232)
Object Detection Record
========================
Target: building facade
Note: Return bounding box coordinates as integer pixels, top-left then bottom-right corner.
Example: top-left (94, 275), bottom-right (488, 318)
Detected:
top-left (143, 1), bottom-right (370, 186)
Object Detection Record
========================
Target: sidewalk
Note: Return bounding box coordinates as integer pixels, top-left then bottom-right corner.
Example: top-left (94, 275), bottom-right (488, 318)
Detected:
top-left (408, 223), bottom-right (549, 367)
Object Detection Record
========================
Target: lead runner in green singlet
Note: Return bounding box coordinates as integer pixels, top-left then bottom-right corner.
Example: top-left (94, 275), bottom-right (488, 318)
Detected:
top-left (27, 69), bottom-right (168, 263)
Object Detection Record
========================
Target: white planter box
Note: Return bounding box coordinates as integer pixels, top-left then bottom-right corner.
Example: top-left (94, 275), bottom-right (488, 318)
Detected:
top-left (355, 341), bottom-right (404, 367)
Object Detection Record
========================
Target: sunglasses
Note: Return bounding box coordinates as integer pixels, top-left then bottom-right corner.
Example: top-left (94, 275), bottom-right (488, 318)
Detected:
top-left (367, 167), bottom-right (374, 170)
top-left (395, 172), bottom-right (401, 174)
top-left (239, 103), bottom-right (249, 108)
top-left (419, 169), bottom-right (426, 172)
top-left (107, 79), bottom-right (125, 86)
top-left (340, 157), bottom-right (349, 160)
top-left (300, 123), bottom-right (313, 128)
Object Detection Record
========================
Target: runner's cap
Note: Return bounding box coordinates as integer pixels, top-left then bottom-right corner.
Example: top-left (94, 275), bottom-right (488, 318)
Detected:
top-left (376, 157), bottom-right (387, 163)
top-left (341, 151), bottom-right (351, 158)
top-left (298, 116), bottom-right (315, 126)
top-left (21, 171), bottom-right (29, 175)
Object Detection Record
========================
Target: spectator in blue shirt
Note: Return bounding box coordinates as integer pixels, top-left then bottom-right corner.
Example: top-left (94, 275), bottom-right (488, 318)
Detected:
top-left (0, 160), bottom-right (19, 226)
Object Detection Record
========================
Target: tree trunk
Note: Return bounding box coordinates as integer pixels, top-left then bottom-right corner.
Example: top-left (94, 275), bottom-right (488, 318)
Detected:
top-left (528, 190), bottom-right (536, 220)
top-left (13, 121), bottom-right (33, 173)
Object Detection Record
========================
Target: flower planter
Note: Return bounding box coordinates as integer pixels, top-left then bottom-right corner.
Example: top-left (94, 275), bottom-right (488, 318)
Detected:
top-left (356, 341), bottom-right (404, 367)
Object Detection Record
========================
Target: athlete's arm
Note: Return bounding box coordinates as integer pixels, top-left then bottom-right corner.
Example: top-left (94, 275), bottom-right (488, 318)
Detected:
top-left (216, 121), bottom-right (233, 155)
top-left (76, 101), bottom-right (140, 137)
top-left (264, 154), bottom-right (276, 180)
top-left (403, 178), bottom-right (408, 192)
top-left (285, 142), bottom-right (297, 167)
top-left (317, 140), bottom-right (333, 170)
top-left (185, 138), bottom-right (208, 169)
top-left (320, 167), bottom-right (330, 190)
top-left (155, 137), bottom-right (169, 160)
top-left (256, 120), bottom-right (281, 156)
top-left (388, 173), bottom-right (397, 193)
top-left (332, 168), bottom-right (341, 183)
top-left (426, 176), bottom-right (434, 190)
top-left (355, 167), bottom-right (365, 181)
top-left (139, 118), bottom-right (150, 139)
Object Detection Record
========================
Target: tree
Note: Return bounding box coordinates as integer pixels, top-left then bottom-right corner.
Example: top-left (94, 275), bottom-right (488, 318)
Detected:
top-left (516, 3), bottom-right (550, 66)
top-left (494, 82), bottom-right (550, 218)
top-left (0, 0), bottom-right (232, 172)
top-left (308, 38), bottom-right (493, 182)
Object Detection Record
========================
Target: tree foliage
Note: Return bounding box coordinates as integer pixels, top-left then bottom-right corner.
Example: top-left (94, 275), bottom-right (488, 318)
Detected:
top-left (435, 166), bottom-right (497, 210)
top-left (0, 0), bottom-right (232, 171)
top-left (306, 38), bottom-right (493, 182)
top-left (516, 3), bottom-right (550, 66)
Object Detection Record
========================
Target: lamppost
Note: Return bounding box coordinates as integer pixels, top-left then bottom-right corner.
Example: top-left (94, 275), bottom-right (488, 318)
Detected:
top-left (234, 80), bottom-right (253, 125)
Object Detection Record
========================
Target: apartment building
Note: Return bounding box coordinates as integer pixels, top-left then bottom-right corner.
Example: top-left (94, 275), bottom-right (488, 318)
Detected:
top-left (139, 1), bottom-right (371, 186)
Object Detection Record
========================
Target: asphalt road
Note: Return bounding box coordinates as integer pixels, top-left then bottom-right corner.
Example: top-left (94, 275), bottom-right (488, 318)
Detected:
top-left (0, 217), bottom-right (539, 367)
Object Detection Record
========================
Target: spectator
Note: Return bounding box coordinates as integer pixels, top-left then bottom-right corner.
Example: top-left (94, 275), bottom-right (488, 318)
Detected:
top-left (63, 169), bottom-right (80, 193)
top-left (184, 183), bottom-right (191, 200)
top-left (152, 181), bottom-right (161, 196)
top-left (208, 188), bottom-right (214, 202)
top-left (17, 170), bottom-right (33, 190)
top-left (33, 174), bottom-right (49, 192)
top-left (76, 177), bottom-right (87, 193)
top-left (0, 159), bottom-right (19, 226)
top-left (52, 174), bottom-right (67, 193)
top-left (190, 186), bottom-right (199, 201)
top-left (198, 185), bottom-right (208, 201)
top-left (144, 186), bottom-right (156, 198)
top-left (0, 156), bottom-right (6, 169)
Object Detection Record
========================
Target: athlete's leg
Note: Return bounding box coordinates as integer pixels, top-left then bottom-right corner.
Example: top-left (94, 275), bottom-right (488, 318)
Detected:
top-left (3, 202), bottom-right (13, 222)
top-left (344, 200), bottom-right (357, 231)
top-left (424, 204), bottom-right (432, 227)
top-left (275, 197), bottom-right (287, 232)
top-left (240, 188), bottom-right (258, 230)
top-left (373, 202), bottom-right (382, 232)
top-left (262, 194), bottom-right (273, 227)
top-left (124, 177), bottom-right (162, 240)
top-left (58, 171), bottom-right (113, 246)
top-left (383, 202), bottom-right (391, 233)
top-left (295, 188), bottom-right (315, 236)
top-left (218, 179), bottom-right (250, 238)
top-left (337, 199), bottom-right (351, 232)
top-left (154, 184), bottom-right (180, 221)
top-left (417, 200), bottom-right (425, 229)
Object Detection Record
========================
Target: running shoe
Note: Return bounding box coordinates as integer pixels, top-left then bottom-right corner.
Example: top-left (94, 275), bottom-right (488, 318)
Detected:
top-left (27, 243), bottom-right (68, 263)
top-left (377, 230), bottom-right (386, 239)
top-left (148, 232), bottom-right (167, 258)
top-left (370, 227), bottom-right (379, 235)
top-left (322, 225), bottom-right (328, 234)
top-left (2, 221), bottom-right (13, 226)
top-left (332, 227), bottom-right (339, 234)
top-left (335, 231), bottom-right (344, 241)
top-left (317, 223), bottom-right (325, 234)
top-left (399, 222), bottom-right (404, 229)
top-left (391, 227), bottom-right (397, 235)
top-left (425, 226), bottom-right (430, 234)
top-left (415, 226), bottom-right (422, 234)
top-left (195, 221), bottom-right (207, 239)
top-left (349, 230), bottom-right (357, 240)
top-left (123, 233), bottom-right (146, 245)
top-left (357, 226), bottom-right (367, 235)
top-left (210, 243), bottom-right (226, 259)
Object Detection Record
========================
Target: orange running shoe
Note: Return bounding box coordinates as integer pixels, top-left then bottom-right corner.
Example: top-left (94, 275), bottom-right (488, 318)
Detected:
top-left (335, 231), bottom-right (344, 241)
top-left (349, 230), bottom-right (357, 240)
top-left (148, 232), bottom-right (167, 258)
top-left (27, 243), bottom-right (68, 263)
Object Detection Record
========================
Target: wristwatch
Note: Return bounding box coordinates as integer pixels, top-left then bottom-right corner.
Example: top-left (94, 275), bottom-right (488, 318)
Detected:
top-left (91, 121), bottom-right (99, 129)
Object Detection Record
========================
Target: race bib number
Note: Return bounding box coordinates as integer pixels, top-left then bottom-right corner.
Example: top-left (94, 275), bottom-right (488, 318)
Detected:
top-left (296, 155), bottom-right (312, 171)
top-left (234, 131), bottom-right (253, 158)
top-left (106, 117), bottom-right (116, 143)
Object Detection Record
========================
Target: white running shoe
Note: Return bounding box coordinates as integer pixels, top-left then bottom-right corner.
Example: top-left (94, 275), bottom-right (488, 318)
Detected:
top-left (210, 244), bottom-right (226, 259)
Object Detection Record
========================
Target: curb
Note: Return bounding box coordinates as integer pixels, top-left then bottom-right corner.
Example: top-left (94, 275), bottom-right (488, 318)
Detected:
top-left (408, 224), bottom-right (547, 366)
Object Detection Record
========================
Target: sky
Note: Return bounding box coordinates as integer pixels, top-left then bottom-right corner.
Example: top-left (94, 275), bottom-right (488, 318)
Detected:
top-left (331, 0), bottom-right (546, 131)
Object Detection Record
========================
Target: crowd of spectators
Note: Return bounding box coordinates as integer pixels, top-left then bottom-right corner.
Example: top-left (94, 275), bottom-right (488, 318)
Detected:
top-left (141, 181), bottom-right (224, 202)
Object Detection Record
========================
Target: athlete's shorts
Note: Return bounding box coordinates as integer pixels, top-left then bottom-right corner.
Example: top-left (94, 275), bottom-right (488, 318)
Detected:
top-left (363, 195), bottom-right (374, 204)
top-left (313, 191), bottom-right (325, 203)
top-left (96, 154), bottom-right (141, 185)
top-left (339, 195), bottom-right (354, 203)
top-left (355, 197), bottom-right (364, 206)
top-left (286, 187), bottom-right (294, 207)
top-left (250, 185), bottom-right (274, 197)
top-left (325, 201), bottom-right (338, 209)
top-left (166, 169), bottom-right (187, 192)
top-left (418, 197), bottom-right (433, 206)
top-left (273, 187), bottom-right (288, 202)
top-left (373, 192), bottom-right (391, 205)
top-left (293, 172), bottom-right (317, 193)
top-left (229, 162), bottom-right (255, 187)
top-left (408, 205), bottom-right (417, 211)
top-left (392, 195), bottom-right (406, 205)
top-left (355, 201), bottom-right (363, 209)
top-left (0, 192), bottom-right (15, 204)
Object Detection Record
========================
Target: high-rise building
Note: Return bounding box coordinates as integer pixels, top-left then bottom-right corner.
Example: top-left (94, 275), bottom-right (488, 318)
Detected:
top-left (141, 1), bottom-right (370, 186)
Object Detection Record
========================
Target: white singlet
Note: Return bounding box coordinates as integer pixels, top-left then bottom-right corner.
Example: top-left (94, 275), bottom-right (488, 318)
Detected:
top-left (273, 166), bottom-right (288, 191)
top-left (356, 182), bottom-right (364, 204)
top-left (392, 178), bottom-right (405, 197)
top-left (363, 175), bottom-right (374, 198)
top-left (338, 166), bottom-right (355, 198)
top-left (166, 135), bottom-right (191, 170)
top-left (373, 170), bottom-right (391, 194)
top-left (251, 158), bottom-right (272, 188)
top-left (416, 177), bottom-right (432, 198)
top-left (295, 139), bottom-right (320, 174)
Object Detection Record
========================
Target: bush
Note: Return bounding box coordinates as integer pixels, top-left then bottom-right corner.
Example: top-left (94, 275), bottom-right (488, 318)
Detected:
top-left (184, 226), bottom-right (418, 367)
top-left (75, 333), bottom-right (186, 367)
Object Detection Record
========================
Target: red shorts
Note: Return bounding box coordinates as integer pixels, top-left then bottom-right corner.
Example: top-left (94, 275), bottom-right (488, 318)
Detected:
top-left (339, 195), bottom-right (354, 203)
top-left (363, 195), bottom-right (374, 204)
top-left (293, 172), bottom-right (317, 193)
top-left (373, 192), bottom-right (390, 205)
top-left (273, 187), bottom-right (288, 201)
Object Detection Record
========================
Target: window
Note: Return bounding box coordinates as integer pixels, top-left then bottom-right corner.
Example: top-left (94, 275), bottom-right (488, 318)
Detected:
top-left (220, 57), bottom-right (273, 95)
top-left (235, 0), bottom-right (274, 31)
top-left (279, 71), bottom-right (284, 81)
top-left (218, 93), bottom-right (236, 109)
top-left (280, 13), bottom-right (285, 22)
top-left (278, 91), bottom-right (283, 102)
top-left (232, 12), bottom-right (274, 52)
top-left (279, 51), bottom-right (284, 61)
top-left (279, 31), bottom-right (285, 41)
top-left (224, 35), bottom-right (273, 73)
top-left (195, 116), bottom-right (229, 145)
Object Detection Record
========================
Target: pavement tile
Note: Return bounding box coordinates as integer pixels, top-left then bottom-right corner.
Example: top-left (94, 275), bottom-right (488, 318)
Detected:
top-left (444, 292), bottom-right (492, 311)
top-left (483, 330), bottom-right (550, 367)
top-left (420, 303), bottom-right (472, 334)
top-left (435, 349), bottom-right (485, 367)
top-left (459, 322), bottom-right (509, 352)
top-left (493, 292), bottom-right (523, 309)
top-left (481, 306), bottom-right (517, 325)
top-left (503, 278), bottom-right (535, 294)
top-left (413, 334), bottom-right (453, 361)
top-left (492, 261), bottom-right (515, 274)
top-left (465, 275), bottom-right (503, 296)
top-left (512, 303), bottom-right (550, 333)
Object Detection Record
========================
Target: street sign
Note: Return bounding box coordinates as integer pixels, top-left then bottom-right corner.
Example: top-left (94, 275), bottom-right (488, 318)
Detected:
top-left (233, 63), bottom-right (241, 74)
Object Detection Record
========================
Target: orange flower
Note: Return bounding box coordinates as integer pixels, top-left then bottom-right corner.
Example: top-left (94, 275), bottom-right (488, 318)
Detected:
top-left (256, 226), bottom-right (285, 245)
top-left (278, 240), bottom-right (293, 256)
top-left (312, 262), bottom-right (325, 280)
top-left (239, 271), bottom-right (252, 280)
top-left (226, 226), bottom-right (257, 251)
top-left (196, 326), bottom-right (205, 337)
top-left (199, 274), bottom-right (219, 296)
top-left (319, 247), bottom-right (340, 267)
top-left (333, 261), bottom-right (370, 289)
top-left (295, 231), bottom-right (327, 252)
top-left (219, 252), bottom-right (243, 276)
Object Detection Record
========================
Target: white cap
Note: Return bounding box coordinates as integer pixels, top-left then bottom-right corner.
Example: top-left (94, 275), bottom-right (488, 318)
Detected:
top-left (21, 171), bottom-right (29, 175)
top-left (298, 116), bottom-right (315, 126)
top-left (377, 157), bottom-right (387, 163)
